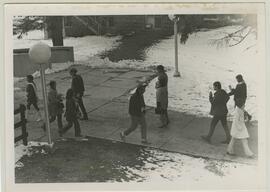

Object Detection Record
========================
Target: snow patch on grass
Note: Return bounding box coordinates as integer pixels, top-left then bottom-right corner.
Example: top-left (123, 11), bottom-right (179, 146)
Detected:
top-left (120, 148), bottom-right (258, 186)
top-left (15, 141), bottom-right (50, 168)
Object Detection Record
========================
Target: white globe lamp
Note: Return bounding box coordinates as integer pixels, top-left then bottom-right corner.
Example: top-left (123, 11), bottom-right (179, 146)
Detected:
top-left (29, 42), bottom-right (51, 64)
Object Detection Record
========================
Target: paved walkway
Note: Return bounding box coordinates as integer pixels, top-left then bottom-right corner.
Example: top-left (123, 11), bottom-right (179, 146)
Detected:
top-left (14, 65), bottom-right (258, 165)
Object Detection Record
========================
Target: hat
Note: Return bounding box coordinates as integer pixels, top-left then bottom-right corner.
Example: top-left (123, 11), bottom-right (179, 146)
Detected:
top-left (136, 82), bottom-right (147, 92)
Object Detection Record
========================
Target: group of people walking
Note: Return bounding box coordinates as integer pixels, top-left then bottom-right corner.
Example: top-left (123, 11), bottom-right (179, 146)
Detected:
top-left (120, 65), bottom-right (169, 144)
top-left (25, 68), bottom-right (88, 137)
top-left (201, 74), bottom-right (254, 158)
top-left (25, 65), bottom-right (254, 158)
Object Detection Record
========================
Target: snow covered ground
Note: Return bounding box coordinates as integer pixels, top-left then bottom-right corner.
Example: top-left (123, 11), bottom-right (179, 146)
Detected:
top-left (118, 148), bottom-right (259, 188)
top-left (13, 26), bottom-right (259, 120)
top-left (143, 26), bottom-right (258, 120)
top-left (15, 141), bottom-right (49, 168)
top-left (15, 142), bottom-right (259, 187)
top-left (13, 30), bottom-right (121, 62)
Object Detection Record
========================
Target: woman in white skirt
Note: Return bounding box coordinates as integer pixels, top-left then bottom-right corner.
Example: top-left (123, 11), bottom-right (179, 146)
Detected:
top-left (227, 106), bottom-right (254, 158)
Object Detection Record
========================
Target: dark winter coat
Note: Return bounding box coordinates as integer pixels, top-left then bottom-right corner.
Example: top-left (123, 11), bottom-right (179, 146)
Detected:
top-left (228, 82), bottom-right (247, 108)
top-left (129, 93), bottom-right (145, 117)
top-left (65, 98), bottom-right (79, 121)
top-left (71, 74), bottom-right (85, 95)
top-left (48, 88), bottom-right (63, 117)
top-left (209, 89), bottom-right (230, 116)
top-left (26, 82), bottom-right (38, 103)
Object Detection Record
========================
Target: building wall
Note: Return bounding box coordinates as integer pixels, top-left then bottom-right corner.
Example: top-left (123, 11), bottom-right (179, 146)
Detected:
top-left (63, 15), bottom-right (174, 37)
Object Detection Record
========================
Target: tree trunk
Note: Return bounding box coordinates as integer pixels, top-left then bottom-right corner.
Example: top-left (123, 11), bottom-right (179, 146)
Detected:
top-left (46, 16), bottom-right (64, 46)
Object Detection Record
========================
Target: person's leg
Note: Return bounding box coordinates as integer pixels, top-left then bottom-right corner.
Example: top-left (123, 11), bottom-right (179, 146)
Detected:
top-left (241, 138), bottom-right (254, 157)
top-left (61, 121), bottom-right (73, 135)
top-left (159, 112), bottom-right (167, 128)
top-left (139, 115), bottom-right (147, 142)
top-left (77, 96), bottom-right (88, 120)
top-left (220, 115), bottom-right (231, 143)
top-left (57, 114), bottom-right (63, 131)
top-left (74, 119), bottom-right (81, 136)
top-left (123, 116), bottom-right (139, 136)
top-left (227, 137), bottom-right (236, 155)
top-left (165, 110), bottom-right (170, 124)
top-left (202, 116), bottom-right (219, 143)
top-left (32, 102), bottom-right (42, 120)
top-left (41, 115), bottom-right (56, 131)
top-left (25, 102), bottom-right (31, 120)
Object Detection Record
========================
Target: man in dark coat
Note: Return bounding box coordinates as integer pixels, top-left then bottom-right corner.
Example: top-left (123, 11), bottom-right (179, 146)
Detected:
top-left (120, 83), bottom-right (149, 144)
top-left (228, 74), bottom-right (252, 120)
top-left (201, 81), bottom-right (231, 144)
top-left (70, 68), bottom-right (88, 120)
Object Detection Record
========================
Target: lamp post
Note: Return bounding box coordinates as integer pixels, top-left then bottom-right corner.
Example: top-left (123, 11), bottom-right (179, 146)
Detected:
top-left (168, 14), bottom-right (181, 77)
top-left (28, 42), bottom-right (52, 146)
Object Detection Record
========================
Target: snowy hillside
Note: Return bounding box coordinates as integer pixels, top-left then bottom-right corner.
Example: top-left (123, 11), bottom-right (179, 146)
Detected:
top-left (143, 26), bottom-right (258, 120)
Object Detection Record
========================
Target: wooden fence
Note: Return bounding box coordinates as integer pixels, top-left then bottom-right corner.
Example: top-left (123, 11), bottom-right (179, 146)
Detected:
top-left (14, 104), bottom-right (28, 146)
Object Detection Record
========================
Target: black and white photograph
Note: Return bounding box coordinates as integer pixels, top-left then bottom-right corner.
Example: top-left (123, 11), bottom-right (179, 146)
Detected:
top-left (2, 2), bottom-right (269, 192)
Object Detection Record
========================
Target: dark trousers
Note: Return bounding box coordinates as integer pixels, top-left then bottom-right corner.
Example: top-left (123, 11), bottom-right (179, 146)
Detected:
top-left (62, 119), bottom-right (81, 136)
top-left (160, 109), bottom-right (169, 125)
top-left (208, 115), bottom-right (230, 141)
top-left (77, 95), bottom-right (88, 118)
top-left (124, 115), bottom-right (147, 140)
top-left (42, 114), bottom-right (63, 131)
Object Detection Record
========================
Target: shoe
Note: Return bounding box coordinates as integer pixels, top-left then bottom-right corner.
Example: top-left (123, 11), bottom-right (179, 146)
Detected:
top-left (158, 124), bottom-right (167, 128)
top-left (226, 152), bottom-right (236, 156)
top-left (120, 132), bottom-right (126, 142)
top-left (80, 116), bottom-right (89, 120)
top-left (141, 139), bottom-right (150, 144)
top-left (221, 140), bottom-right (230, 144)
top-left (201, 136), bottom-right (211, 144)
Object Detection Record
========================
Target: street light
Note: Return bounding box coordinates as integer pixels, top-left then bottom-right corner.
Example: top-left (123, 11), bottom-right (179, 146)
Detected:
top-left (29, 42), bottom-right (52, 146)
top-left (168, 14), bottom-right (181, 77)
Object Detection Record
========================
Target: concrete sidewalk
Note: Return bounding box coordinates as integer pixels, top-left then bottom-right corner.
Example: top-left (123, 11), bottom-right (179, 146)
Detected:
top-left (14, 65), bottom-right (258, 165)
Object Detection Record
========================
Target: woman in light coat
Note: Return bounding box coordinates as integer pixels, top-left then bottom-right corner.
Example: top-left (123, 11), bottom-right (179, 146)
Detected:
top-left (227, 105), bottom-right (254, 158)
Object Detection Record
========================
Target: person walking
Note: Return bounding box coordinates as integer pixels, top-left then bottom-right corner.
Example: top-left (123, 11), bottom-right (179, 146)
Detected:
top-left (25, 75), bottom-right (42, 121)
top-left (41, 81), bottom-right (64, 134)
top-left (155, 65), bottom-right (169, 128)
top-left (60, 89), bottom-right (82, 137)
top-left (228, 74), bottom-right (252, 121)
top-left (70, 68), bottom-right (88, 120)
top-left (226, 105), bottom-right (254, 158)
top-left (120, 83), bottom-right (149, 144)
top-left (201, 81), bottom-right (231, 144)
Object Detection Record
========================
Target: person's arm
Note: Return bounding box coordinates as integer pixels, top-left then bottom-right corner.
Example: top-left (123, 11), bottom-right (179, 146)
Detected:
top-left (79, 76), bottom-right (85, 93)
top-left (209, 91), bottom-right (213, 103)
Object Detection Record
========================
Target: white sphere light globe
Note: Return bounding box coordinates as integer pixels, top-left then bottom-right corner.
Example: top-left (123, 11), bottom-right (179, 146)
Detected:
top-left (29, 42), bottom-right (51, 64)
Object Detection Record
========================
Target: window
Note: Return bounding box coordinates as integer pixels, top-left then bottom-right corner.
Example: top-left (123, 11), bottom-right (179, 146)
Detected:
top-left (155, 16), bottom-right (162, 28)
top-left (64, 16), bottom-right (72, 27)
top-left (108, 17), bottom-right (114, 27)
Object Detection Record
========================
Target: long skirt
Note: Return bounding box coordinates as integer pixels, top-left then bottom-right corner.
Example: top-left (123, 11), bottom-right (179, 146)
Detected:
top-left (156, 86), bottom-right (168, 110)
top-left (231, 106), bottom-right (249, 139)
